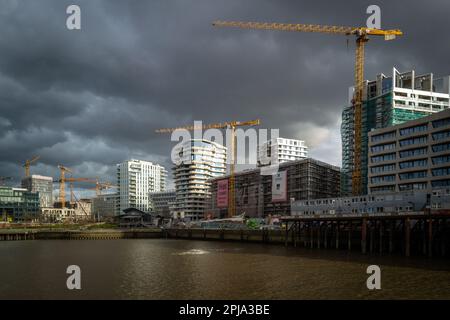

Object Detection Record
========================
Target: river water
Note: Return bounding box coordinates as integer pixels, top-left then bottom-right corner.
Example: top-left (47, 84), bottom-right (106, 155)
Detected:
top-left (0, 239), bottom-right (449, 299)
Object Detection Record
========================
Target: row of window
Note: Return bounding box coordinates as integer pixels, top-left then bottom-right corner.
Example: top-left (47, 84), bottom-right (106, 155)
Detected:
top-left (371, 164), bottom-right (396, 174)
top-left (370, 175), bottom-right (395, 184)
top-left (399, 182), bottom-right (427, 191)
top-left (399, 159), bottom-right (428, 169)
top-left (399, 147), bottom-right (427, 158)
top-left (399, 171), bottom-right (427, 180)
top-left (432, 179), bottom-right (450, 187)
top-left (399, 135), bottom-right (427, 147)
top-left (371, 143), bottom-right (396, 153)
top-left (399, 124), bottom-right (428, 136)
top-left (432, 167), bottom-right (450, 177)
top-left (432, 117), bottom-right (450, 128)
top-left (371, 131), bottom-right (396, 143)
top-left (432, 130), bottom-right (450, 141)
top-left (432, 155), bottom-right (450, 165)
top-left (371, 153), bottom-right (396, 163)
top-left (432, 142), bottom-right (450, 153)
top-left (372, 168), bottom-right (450, 182)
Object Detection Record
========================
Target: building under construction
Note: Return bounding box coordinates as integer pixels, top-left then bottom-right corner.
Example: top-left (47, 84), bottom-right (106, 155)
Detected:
top-left (342, 67), bottom-right (450, 195)
top-left (207, 158), bottom-right (341, 218)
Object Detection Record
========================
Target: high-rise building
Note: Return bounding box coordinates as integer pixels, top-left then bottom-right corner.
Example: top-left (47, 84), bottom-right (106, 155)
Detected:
top-left (257, 137), bottom-right (308, 166)
top-left (0, 187), bottom-right (40, 222)
top-left (368, 108), bottom-right (450, 193)
top-left (172, 139), bottom-right (227, 220)
top-left (341, 67), bottom-right (450, 195)
top-left (116, 160), bottom-right (167, 214)
top-left (21, 175), bottom-right (53, 208)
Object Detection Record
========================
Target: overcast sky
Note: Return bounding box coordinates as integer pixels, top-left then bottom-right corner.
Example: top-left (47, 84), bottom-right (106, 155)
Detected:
top-left (1, 0), bottom-right (449, 194)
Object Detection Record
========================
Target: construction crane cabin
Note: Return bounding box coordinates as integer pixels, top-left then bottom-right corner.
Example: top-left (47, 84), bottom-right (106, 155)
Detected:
top-left (212, 21), bottom-right (403, 195)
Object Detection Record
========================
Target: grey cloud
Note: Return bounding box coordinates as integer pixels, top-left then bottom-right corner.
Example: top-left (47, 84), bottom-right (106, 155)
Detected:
top-left (0, 0), bottom-right (449, 188)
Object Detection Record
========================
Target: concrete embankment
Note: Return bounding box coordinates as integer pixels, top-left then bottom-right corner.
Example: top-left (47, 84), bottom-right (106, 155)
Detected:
top-left (0, 229), bottom-right (163, 241)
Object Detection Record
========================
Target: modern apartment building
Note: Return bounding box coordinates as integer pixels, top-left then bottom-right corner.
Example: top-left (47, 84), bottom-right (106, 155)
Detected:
top-left (368, 108), bottom-right (450, 193)
top-left (116, 160), bottom-right (167, 214)
top-left (172, 139), bottom-right (227, 220)
top-left (208, 158), bottom-right (341, 218)
top-left (0, 187), bottom-right (40, 222)
top-left (258, 137), bottom-right (308, 166)
top-left (342, 67), bottom-right (450, 195)
top-left (21, 175), bottom-right (53, 208)
top-left (149, 190), bottom-right (176, 218)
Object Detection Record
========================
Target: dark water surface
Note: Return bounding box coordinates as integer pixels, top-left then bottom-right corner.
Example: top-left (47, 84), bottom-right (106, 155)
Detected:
top-left (0, 239), bottom-right (449, 299)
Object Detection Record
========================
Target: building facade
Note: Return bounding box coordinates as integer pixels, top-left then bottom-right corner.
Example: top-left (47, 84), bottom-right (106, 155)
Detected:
top-left (116, 160), bottom-right (167, 214)
top-left (21, 175), bottom-right (53, 208)
top-left (149, 190), bottom-right (176, 218)
top-left (41, 208), bottom-right (76, 223)
top-left (92, 193), bottom-right (118, 220)
top-left (0, 187), bottom-right (40, 222)
top-left (342, 67), bottom-right (450, 195)
top-left (172, 139), bottom-right (227, 220)
top-left (257, 137), bottom-right (308, 166)
top-left (208, 158), bottom-right (341, 218)
top-left (291, 189), bottom-right (450, 216)
top-left (368, 108), bottom-right (450, 193)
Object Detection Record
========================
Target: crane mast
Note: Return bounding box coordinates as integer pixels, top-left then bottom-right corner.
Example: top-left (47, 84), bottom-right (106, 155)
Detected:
top-left (213, 20), bottom-right (402, 195)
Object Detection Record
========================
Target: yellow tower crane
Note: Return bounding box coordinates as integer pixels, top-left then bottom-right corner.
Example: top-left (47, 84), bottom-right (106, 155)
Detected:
top-left (91, 181), bottom-right (118, 197)
top-left (57, 165), bottom-right (72, 209)
top-left (61, 177), bottom-right (98, 205)
top-left (156, 119), bottom-right (260, 218)
top-left (23, 155), bottom-right (40, 177)
top-left (212, 20), bottom-right (403, 195)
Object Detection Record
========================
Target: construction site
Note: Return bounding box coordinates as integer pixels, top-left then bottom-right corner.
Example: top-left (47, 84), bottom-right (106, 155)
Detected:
top-left (0, 156), bottom-right (118, 224)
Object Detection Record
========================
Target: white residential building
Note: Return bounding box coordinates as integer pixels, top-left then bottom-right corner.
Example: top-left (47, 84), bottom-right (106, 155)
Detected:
top-left (172, 139), bottom-right (227, 220)
top-left (258, 137), bottom-right (308, 166)
top-left (116, 160), bottom-right (167, 214)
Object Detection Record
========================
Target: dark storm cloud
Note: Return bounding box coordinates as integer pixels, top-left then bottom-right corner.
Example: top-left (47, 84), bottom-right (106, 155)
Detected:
top-left (1, 0), bottom-right (449, 188)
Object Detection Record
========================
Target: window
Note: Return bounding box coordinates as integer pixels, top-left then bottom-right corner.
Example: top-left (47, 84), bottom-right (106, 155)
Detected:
top-left (399, 124), bottom-right (428, 136)
top-left (432, 142), bottom-right (450, 153)
top-left (371, 175), bottom-right (395, 184)
top-left (371, 164), bottom-right (396, 174)
top-left (432, 167), bottom-right (450, 177)
top-left (399, 135), bottom-right (427, 147)
top-left (432, 179), bottom-right (450, 188)
top-left (432, 130), bottom-right (450, 141)
top-left (371, 131), bottom-right (396, 143)
top-left (371, 143), bottom-right (396, 153)
top-left (399, 159), bottom-right (427, 169)
top-left (432, 117), bottom-right (450, 128)
top-left (371, 153), bottom-right (396, 163)
top-left (432, 155), bottom-right (450, 165)
top-left (399, 147), bottom-right (427, 158)
top-left (370, 186), bottom-right (395, 193)
top-left (399, 182), bottom-right (427, 191)
top-left (399, 171), bottom-right (427, 180)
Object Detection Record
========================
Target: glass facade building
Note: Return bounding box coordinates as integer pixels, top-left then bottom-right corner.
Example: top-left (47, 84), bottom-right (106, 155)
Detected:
top-left (341, 67), bottom-right (450, 195)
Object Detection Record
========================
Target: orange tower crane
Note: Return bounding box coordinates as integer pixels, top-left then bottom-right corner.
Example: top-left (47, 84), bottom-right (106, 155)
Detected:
top-left (23, 155), bottom-right (40, 177)
top-left (156, 119), bottom-right (260, 217)
top-left (212, 20), bottom-right (403, 195)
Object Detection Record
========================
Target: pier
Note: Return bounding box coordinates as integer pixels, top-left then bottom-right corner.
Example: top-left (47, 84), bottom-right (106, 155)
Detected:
top-left (281, 212), bottom-right (450, 257)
